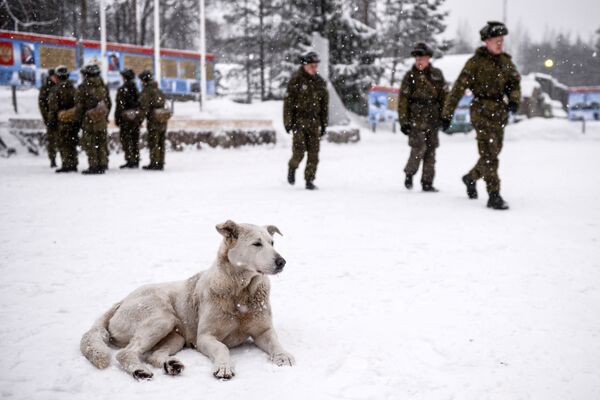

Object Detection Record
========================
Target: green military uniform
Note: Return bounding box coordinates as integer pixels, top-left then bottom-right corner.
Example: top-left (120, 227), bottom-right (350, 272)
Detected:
top-left (39, 76), bottom-right (58, 167)
top-left (115, 74), bottom-right (141, 167)
top-left (442, 46), bottom-right (520, 197)
top-left (283, 65), bottom-right (328, 187)
top-left (74, 70), bottom-right (112, 174)
top-left (139, 79), bottom-right (167, 169)
top-left (48, 76), bottom-right (79, 172)
top-left (398, 64), bottom-right (447, 189)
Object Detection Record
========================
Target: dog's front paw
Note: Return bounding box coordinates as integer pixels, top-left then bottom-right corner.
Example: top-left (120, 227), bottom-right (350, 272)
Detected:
top-left (133, 368), bottom-right (154, 381)
top-left (271, 352), bottom-right (295, 366)
top-left (213, 363), bottom-right (235, 380)
top-left (163, 359), bottom-right (185, 375)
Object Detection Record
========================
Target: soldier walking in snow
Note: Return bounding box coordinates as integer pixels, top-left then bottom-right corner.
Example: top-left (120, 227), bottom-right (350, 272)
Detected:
top-left (48, 66), bottom-right (79, 173)
top-left (115, 69), bottom-right (141, 169)
top-left (442, 21), bottom-right (521, 210)
top-left (39, 69), bottom-right (58, 168)
top-left (398, 42), bottom-right (447, 192)
top-left (284, 51), bottom-right (329, 190)
top-left (74, 64), bottom-right (112, 175)
top-left (138, 70), bottom-right (170, 171)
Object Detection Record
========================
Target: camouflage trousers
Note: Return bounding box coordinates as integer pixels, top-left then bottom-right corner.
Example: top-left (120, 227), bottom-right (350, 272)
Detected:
top-left (57, 123), bottom-right (79, 169)
top-left (466, 128), bottom-right (504, 194)
top-left (147, 127), bottom-right (166, 166)
top-left (46, 126), bottom-right (59, 164)
top-left (119, 124), bottom-right (140, 164)
top-left (404, 129), bottom-right (439, 184)
top-left (288, 129), bottom-right (320, 183)
top-left (81, 128), bottom-right (109, 170)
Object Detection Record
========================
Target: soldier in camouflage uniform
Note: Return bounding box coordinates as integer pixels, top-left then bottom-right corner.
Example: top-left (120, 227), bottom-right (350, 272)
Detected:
top-left (39, 69), bottom-right (58, 167)
top-left (442, 21), bottom-right (520, 210)
top-left (138, 70), bottom-right (168, 170)
top-left (398, 43), bottom-right (447, 192)
top-left (283, 51), bottom-right (328, 190)
top-left (74, 64), bottom-right (112, 175)
top-left (48, 66), bottom-right (79, 173)
top-left (115, 69), bottom-right (141, 169)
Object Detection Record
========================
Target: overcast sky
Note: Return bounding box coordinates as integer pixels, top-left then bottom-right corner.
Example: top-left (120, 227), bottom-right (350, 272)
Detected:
top-left (442, 0), bottom-right (600, 43)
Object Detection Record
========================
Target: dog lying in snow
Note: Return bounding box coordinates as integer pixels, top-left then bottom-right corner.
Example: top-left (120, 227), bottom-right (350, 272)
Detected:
top-left (80, 220), bottom-right (294, 380)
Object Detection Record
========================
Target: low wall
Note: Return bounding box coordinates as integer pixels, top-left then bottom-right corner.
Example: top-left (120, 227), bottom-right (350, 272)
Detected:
top-left (8, 118), bottom-right (277, 155)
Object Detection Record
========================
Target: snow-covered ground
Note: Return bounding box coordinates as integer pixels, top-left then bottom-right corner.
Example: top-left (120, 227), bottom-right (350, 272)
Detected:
top-left (1, 97), bottom-right (600, 400)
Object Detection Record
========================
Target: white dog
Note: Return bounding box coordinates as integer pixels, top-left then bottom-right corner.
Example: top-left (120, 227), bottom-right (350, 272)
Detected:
top-left (80, 220), bottom-right (295, 380)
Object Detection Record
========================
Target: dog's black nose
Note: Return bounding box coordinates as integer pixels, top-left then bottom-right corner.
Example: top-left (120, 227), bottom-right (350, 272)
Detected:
top-left (275, 257), bottom-right (286, 270)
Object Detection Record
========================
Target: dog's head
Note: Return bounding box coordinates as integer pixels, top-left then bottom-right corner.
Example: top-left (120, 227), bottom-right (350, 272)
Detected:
top-left (216, 220), bottom-right (286, 275)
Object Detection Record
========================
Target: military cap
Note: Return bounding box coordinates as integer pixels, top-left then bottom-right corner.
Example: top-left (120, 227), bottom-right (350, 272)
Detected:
top-left (410, 42), bottom-right (434, 57)
top-left (299, 51), bottom-right (320, 65)
top-left (55, 65), bottom-right (69, 79)
top-left (480, 21), bottom-right (508, 40)
top-left (120, 69), bottom-right (136, 80)
top-left (81, 64), bottom-right (101, 77)
top-left (47, 68), bottom-right (56, 77)
top-left (138, 70), bottom-right (153, 82)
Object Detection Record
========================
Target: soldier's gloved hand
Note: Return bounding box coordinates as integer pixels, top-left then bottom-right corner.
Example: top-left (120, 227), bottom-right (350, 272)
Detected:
top-left (320, 127), bottom-right (327, 137)
top-left (400, 125), bottom-right (411, 135)
top-left (284, 124), bottom-right (293, 134)
top-left (441, 117), bottom-right (452, 132)
top-left (507, 101), bottom-right (519, 114)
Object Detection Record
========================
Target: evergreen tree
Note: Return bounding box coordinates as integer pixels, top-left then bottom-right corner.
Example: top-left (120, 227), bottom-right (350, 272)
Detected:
top-left (326, 0), bottom-right (381, 115)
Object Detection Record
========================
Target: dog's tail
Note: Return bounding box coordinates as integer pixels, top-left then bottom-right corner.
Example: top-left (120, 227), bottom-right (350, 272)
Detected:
top-left (80, 302), bottom-right (121, 369)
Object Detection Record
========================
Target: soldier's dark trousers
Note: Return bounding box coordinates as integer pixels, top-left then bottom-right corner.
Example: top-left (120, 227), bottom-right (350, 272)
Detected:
top-left (46, 127), bottom-right (58, 164)
top-left (119, 124), bottom-right (140, 164)
top-left (82, 129), bottom-right (109, 170)
top-left (404, 129), bottom-right (438, 184)
top-left (288, 129), bottom-right (320, 182)
top-left (466, 128), bottom-right (504, 194)
top-left (148, 127), bottom-right (166, 166)
top-left (58, 124), bottom-right (79, 169)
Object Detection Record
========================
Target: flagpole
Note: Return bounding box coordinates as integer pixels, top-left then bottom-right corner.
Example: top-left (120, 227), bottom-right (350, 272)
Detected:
top-left (154, 0), bottom-right (161, 86)
top-left (100, 0), bottom-right (107, 82)
top-left (199, 0), bottom-right (207, 110)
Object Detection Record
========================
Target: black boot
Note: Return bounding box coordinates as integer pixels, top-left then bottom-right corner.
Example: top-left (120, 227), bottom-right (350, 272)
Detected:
top-left (55, 166), bottom-right (77, 173)
top-left (487, 192), bottom-right (509, 210)
top-left (82, 167), bottom-right (103, 175)
top-left (462, 175), bottom-right (478, 199)
top-left (143, 163), bottom-right (163, 170)
top-left (287, 169), bottom-right (296, 185)
top-left (305, 181), bottom-right (318, 190)
top-left (119, 162), bottom-right (130, 169)
top-left (422, 183), bottom-right (438, 192)
top-left (50, 159), bottom-right (57, 168)
top-left (404, 174), bottom-right (413, 189)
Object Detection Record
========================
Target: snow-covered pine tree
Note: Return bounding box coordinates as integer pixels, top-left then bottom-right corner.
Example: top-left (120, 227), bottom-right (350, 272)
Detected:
top-left (326, 0), bottom-right (381, 115)
top-left (267, 0), bottom-right (314, 98)
top-left (379, 0), bottom-right (449, 87)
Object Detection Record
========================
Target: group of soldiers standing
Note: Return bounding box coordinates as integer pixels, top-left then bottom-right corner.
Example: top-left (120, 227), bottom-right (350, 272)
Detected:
top-left (284, 21), bottom-right (520, 210)
top-left (39, 66), bottom-right (170, 174)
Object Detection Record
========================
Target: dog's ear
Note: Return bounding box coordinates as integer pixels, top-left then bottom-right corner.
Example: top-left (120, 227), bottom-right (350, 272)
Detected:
top-left (216, 220), bottom-right (239, 239)
top-left (265, 225), bottom-right (282, 237)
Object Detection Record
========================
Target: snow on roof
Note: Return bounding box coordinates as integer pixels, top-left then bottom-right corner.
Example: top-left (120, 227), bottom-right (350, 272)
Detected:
top-left (432, 54), bottom-right (471, 83)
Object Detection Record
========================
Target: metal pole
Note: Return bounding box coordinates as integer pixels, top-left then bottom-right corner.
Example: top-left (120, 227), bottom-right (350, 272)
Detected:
top-left (100, 0), bottom-right (108, 82)
top-left (199, 0), bottom-right (207, 110)
top-left (502, 0), bottom-right (507, 24)
top-left (12, 85), bottom-right (18, 113)
top-left (154, 0), bottom-right (161, 86)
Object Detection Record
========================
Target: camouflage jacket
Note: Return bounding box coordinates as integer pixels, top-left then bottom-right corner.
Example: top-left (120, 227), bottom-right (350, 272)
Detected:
top-left (139, 81), bottom-right (166, 127)
top-left (38, 78), bottom-right (55, 124)
top-left (115, 80), bottom-right (140, 126)
top-left (47, 80), bottom-right (76, 129)
top-left (74, 76), bottom-right (112, 129)
top-left (443, 47), bottom-right (521, 125)
top-left (397, 65), bottom-right (447, 131)
top-left (283, 67), bottom-right (328, 133)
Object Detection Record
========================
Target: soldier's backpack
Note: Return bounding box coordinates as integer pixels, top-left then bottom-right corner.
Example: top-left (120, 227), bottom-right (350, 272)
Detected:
top-left (58, 107), bottom-right (77, 123)
top-left (153, 107), bottom-right (172, 123)
top-left (86, 101), bottom-right (109, 123)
